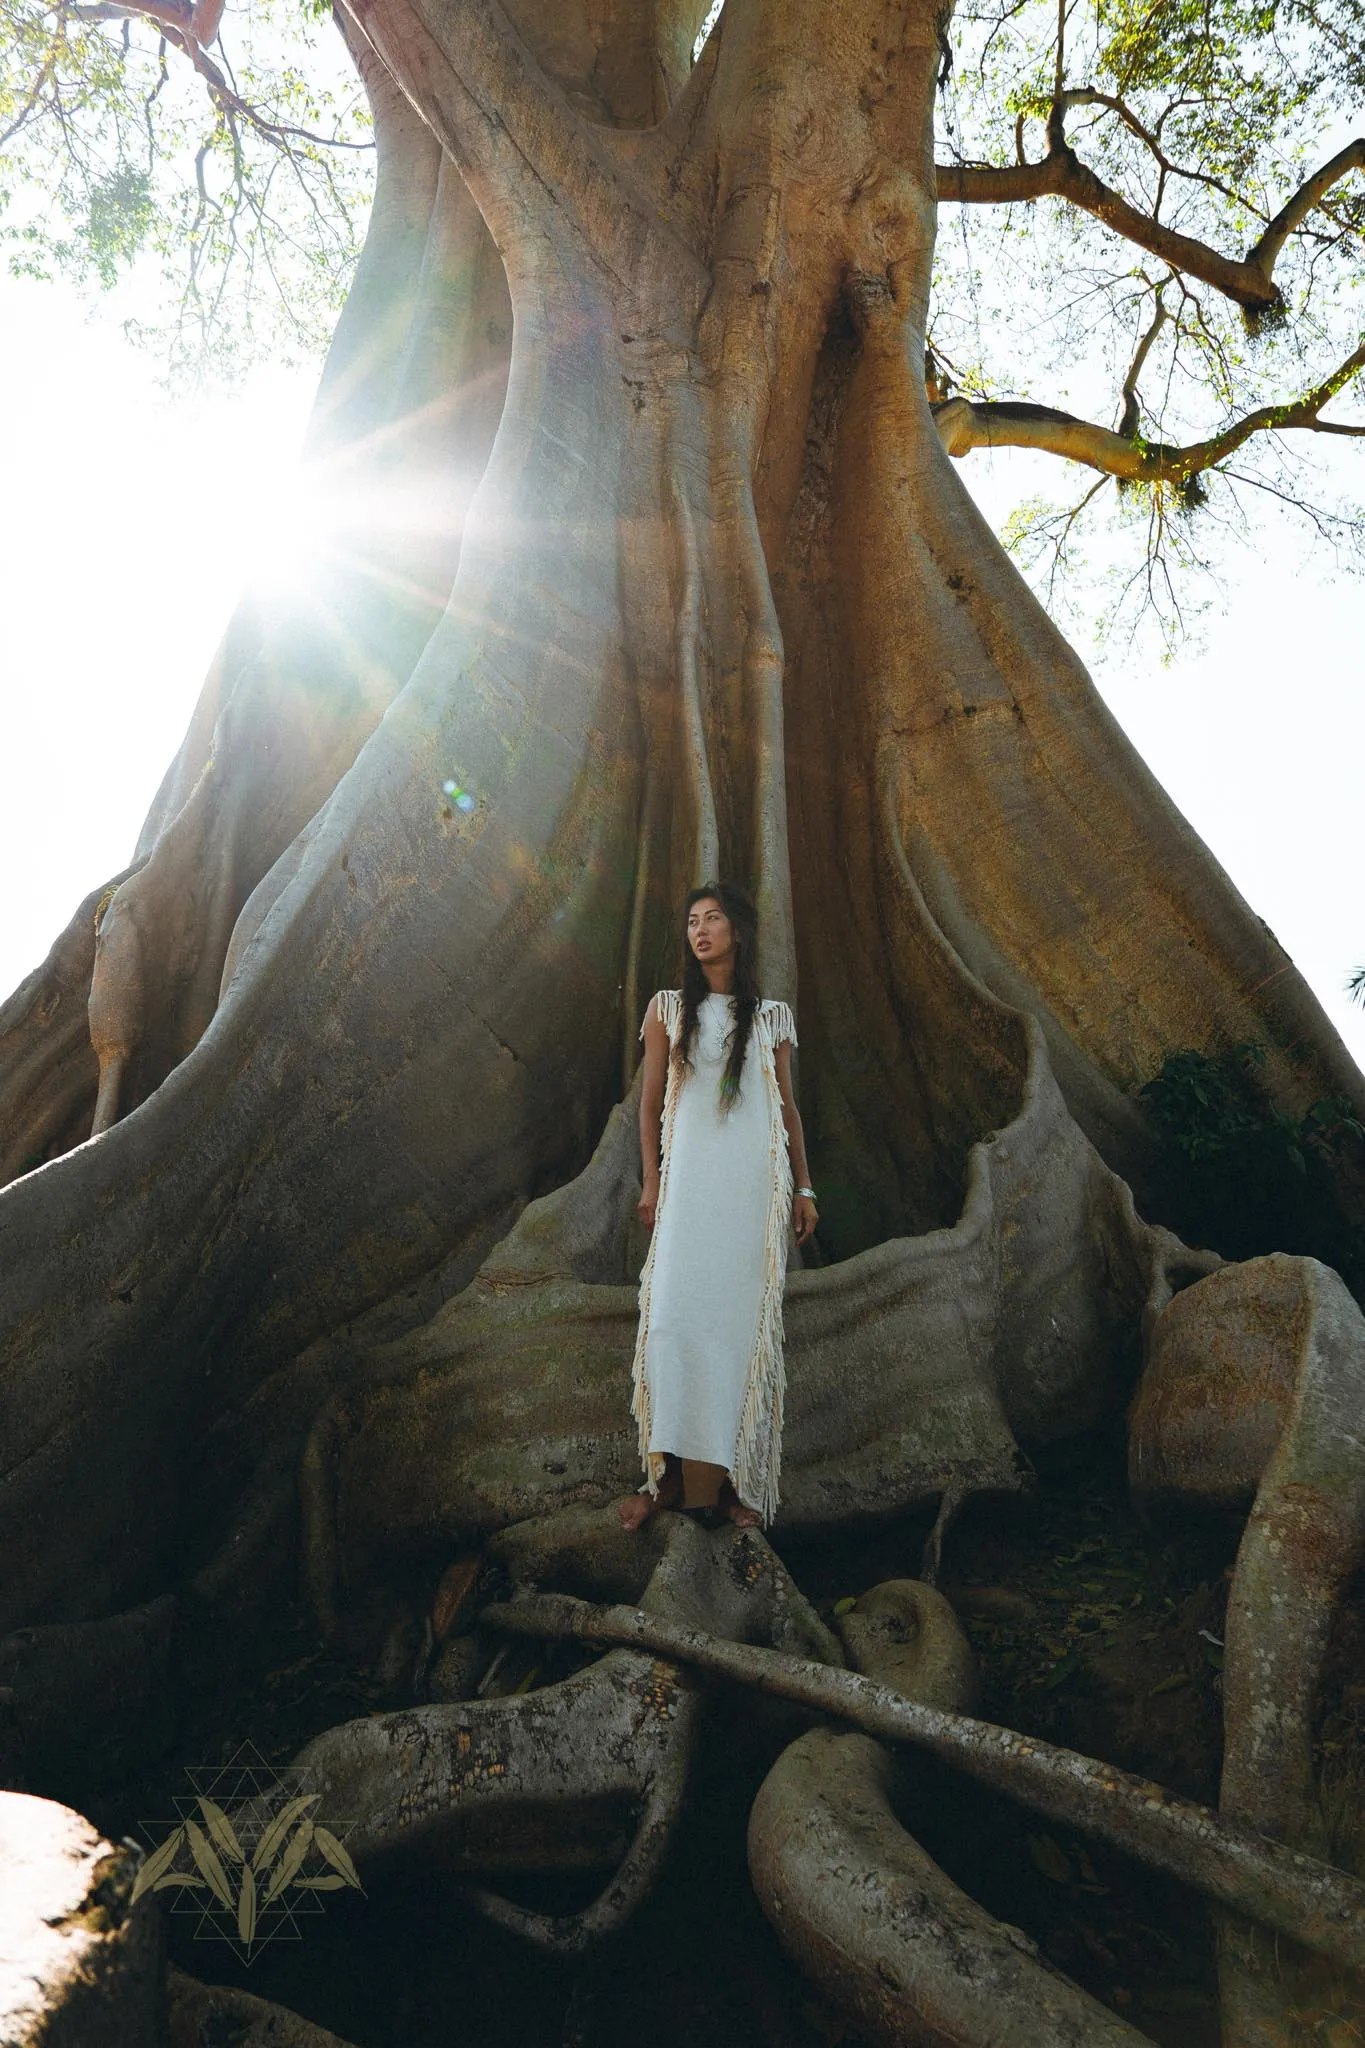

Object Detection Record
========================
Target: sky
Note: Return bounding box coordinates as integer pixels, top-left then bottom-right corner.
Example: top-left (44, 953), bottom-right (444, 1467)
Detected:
top-left (1, 270), bottom-right (1363, 1073)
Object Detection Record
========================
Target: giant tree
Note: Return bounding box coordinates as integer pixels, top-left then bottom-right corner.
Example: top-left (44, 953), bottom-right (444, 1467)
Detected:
top-left (2, 0), bottom-right (1365, 2040)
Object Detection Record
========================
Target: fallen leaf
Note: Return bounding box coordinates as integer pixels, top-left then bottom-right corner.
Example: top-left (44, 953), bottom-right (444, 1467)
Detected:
top-left (432, 1556), bottom-right (482, 1641)
top-left (1028, 1834), bottom-right (1074, 1884)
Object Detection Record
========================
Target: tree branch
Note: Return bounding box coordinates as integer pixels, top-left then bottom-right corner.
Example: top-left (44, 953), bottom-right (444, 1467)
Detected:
top-left (66, 0), bottom-right (372, 147)
top-left (936, 152), bottom-right (1280, 311)
top-left (932, 335), bottom-right (1365, 481)
top-left (1118, 284), bottom-right (1168, 438)
top-left (1247, 136), bottom-right (1365, 281)
top-left (1045, 0), bottom-right (1066, 153)
top-left (71, 0), bottom-right (195, 39)
top-left (936, 127), bottom-right (1365, 319)
top-left (0, 46), bottom-right (58, 149)
top-left (189, 0), bottom-right (223, 47)
top-left (1055, 88), bottom-right (1249, 214)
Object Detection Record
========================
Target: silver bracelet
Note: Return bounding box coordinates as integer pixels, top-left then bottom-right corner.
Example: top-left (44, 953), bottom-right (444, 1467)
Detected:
top-left (795, 1186), bottom-right (816, 1200)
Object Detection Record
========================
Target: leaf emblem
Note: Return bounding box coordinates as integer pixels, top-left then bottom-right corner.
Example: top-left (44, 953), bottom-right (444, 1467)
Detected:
top-left (237, 1859), bottom-right (257, 1947)
top-left (262, 1817), bottom-right (314, 1906)
top-left (254, 1793), bottom-right (320, 1873)
top-left (131, 1826), bottom-right (186, 1903)
top-left (313, 1827), bottom-right (363, 1891)
top-left (197, 1797), bottom-right (245, 1868)
top-left (295, 1874), bottom-right (353, 1890)
top-left (186, 1819), bottom-right (235, 1910)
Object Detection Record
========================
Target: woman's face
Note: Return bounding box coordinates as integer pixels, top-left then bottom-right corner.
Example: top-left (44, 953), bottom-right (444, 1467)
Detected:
top-left (687, 897), bottom-right (735, 965)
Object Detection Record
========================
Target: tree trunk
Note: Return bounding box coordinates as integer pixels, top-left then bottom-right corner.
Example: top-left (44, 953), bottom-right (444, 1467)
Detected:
top-left (2, 27), bottom-right (511, 1173)
top-left (0, 0), bottom-right (1359, 1653)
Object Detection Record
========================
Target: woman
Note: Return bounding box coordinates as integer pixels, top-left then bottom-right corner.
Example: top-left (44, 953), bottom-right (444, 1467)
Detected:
top-left (619, 881), bottom-right (818, 1532)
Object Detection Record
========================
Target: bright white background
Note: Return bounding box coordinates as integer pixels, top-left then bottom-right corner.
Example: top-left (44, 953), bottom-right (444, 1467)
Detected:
top-left (1, 272), bottom-right (1362, 1067)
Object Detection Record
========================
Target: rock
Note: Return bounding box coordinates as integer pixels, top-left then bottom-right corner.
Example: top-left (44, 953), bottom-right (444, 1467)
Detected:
top-left (0, 1791), bottom-right (162, 2046)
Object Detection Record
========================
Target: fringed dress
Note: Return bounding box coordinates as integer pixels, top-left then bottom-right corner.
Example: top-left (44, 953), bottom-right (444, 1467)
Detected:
top-left (630, 988), bottom-right (798, 1525)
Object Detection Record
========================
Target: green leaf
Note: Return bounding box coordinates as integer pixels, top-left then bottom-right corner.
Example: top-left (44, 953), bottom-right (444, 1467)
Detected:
top-left (1041, 1649), bottom-right (1082, 1690)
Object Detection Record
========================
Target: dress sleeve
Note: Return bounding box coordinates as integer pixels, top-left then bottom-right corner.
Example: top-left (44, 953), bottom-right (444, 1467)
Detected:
top-left (763, 999), bottom-right (797, 1050)
top-left (640, 990), bottom-right (681, 1042)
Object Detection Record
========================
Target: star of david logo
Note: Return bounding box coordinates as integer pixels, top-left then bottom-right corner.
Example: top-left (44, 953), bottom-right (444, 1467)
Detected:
top-left (131, 1739), bottom-right (364, 1963)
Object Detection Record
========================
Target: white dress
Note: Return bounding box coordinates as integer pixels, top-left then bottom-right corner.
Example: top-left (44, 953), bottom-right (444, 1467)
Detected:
top-left (630, 988), bottom-right (798, 1524)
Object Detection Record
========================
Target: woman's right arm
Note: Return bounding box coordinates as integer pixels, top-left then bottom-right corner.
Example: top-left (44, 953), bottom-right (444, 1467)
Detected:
top-left (638, 995), bottom-right (669, 1229)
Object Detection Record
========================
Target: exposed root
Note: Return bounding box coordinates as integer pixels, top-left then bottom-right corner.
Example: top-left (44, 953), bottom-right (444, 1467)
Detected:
top-left (748, 1579), bottom-right (1157, 2043)
top-left (275, 1508), bottom-right (839, 1956)
top-left (1132, 1253), bottom-right (1365, 2040)
top-left (1133, 1253), bottom-right (1365, 1848)
top-left (751, 1731), bottom-right (1155, 2046)
top-left (167, 1965), bottom-right (362, 2047)
top-left (461, 1728), bottom-right (691, 1955)
top-left (833, 1577), bottom-right (981, 1716)
top-left (484, 1588), bottom-right (1365, 1971)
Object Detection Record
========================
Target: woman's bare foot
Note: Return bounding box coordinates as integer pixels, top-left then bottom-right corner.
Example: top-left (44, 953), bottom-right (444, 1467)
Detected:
top-left (617, 1458), bottom-right (681, 1532)
top-left (717, 1478), bottom-right (761, 1529)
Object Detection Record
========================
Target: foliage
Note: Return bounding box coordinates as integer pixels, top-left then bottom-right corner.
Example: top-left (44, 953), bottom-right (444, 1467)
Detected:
top-left (0, 0), bottom-right (1361, 623)
top-left (0, 0), bottom-right (373, 379)
top-left (935, 0), bottom-right (1365, 642)
top-left (1140, 1040), bottom-right (1365, 1280)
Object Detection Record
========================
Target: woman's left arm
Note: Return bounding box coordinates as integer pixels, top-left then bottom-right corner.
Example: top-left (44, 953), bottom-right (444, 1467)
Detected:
top-left (774, 1040), bottom-right (818, 1246)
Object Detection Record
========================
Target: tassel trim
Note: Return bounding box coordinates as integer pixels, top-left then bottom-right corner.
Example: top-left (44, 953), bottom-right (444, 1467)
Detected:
top-left (630, 992), bottom-right (797, 1523)
top-left (730, 999), bottom-right (795, 1525)
top-left (630, 990), bottom-right (683, 1499)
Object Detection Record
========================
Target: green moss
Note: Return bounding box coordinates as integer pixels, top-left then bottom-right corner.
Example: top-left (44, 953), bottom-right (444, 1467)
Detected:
top-left (1139, 1042), bottom-right (1365, 1290)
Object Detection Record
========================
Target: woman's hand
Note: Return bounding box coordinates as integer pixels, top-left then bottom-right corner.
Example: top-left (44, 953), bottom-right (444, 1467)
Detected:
top-left (793, 1193), bottom-right (819, 1246)
top-left (638, 1170), bottom-right (660, 1230)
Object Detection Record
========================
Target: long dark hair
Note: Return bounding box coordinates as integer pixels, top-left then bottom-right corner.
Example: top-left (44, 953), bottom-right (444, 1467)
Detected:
top-left (673, 879), bottom-right (761, 1112)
